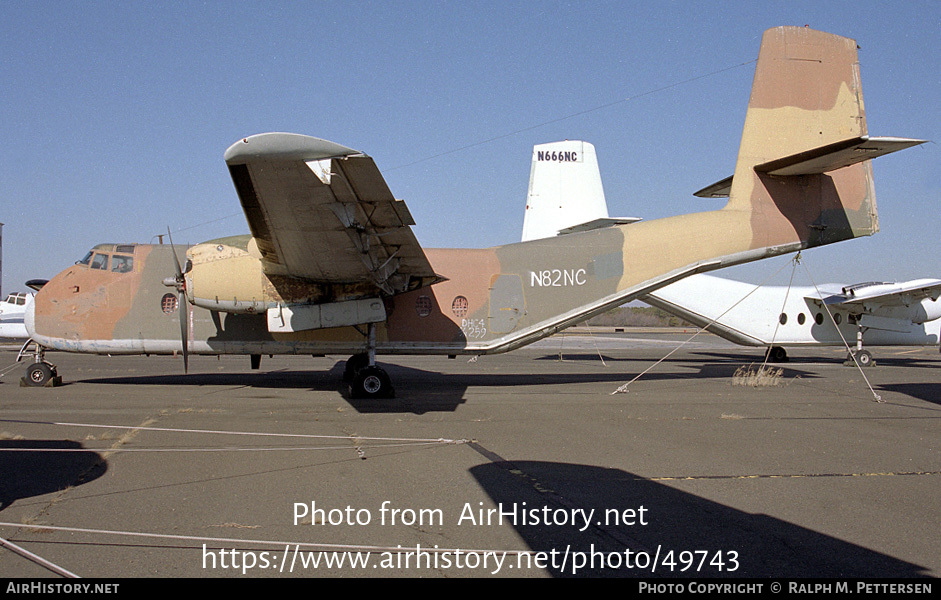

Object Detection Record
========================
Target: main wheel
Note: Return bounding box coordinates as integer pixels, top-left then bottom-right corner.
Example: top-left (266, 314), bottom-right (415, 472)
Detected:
top-left (349, 365), bottom-right (394, 399)
top-left (343, 353), bottom-right (369, 382)
top-left (854, 350), bottom-right (873, 367)
top-left (25, 363), bottom-right (55, 387)
top-left (766, 346), bottom-right (788, 362)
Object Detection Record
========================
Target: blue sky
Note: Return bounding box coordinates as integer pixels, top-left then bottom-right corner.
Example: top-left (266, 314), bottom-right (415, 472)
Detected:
top-left (1, 0), bottom-right (938, 296)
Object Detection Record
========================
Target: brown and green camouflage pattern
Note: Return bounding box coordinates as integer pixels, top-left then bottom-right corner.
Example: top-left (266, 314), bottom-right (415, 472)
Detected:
top-left (29, 28), bottom-right (891, 358)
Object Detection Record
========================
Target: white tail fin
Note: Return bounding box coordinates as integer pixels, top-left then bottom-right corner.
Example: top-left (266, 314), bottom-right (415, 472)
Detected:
top-left (521, 141), bottom-right (638, 242)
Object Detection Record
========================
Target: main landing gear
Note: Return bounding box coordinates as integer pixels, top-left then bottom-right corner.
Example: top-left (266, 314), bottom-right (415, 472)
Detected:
top-left (17, 340), bottom-right (61, 387)
top-left (345, 323), bottom-right (394, 399)
top-left (846, 349), bottom-right (874, 367)
top-left (765, 346), bottom-right (789, 362)
top-left (844, 321), bottom-right (875, 368)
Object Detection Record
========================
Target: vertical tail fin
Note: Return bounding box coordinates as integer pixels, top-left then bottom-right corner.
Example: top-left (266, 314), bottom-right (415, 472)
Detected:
top-left (725, 27), bottom-right (922, 248)
top-left (521, 141), bottom-right (608, 241)
top-left (735, 26), bottom-right (867, 172)
top-left (521, 140), bottom-right (639, 241)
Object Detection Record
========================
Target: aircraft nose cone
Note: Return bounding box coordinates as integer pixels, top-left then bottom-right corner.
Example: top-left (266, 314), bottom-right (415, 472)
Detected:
top-left (24, 297), bottom-right (36, 338)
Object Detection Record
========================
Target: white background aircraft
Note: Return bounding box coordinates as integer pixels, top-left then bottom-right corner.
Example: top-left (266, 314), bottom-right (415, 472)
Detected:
top-left (0, 290), bottom-right (34, 339)
top-left (645, 275), bottom-right (941, 365)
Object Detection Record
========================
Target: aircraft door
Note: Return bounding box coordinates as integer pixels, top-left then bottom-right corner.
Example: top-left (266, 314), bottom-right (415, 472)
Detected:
top-left (489, 274), bottom-right (525, 334)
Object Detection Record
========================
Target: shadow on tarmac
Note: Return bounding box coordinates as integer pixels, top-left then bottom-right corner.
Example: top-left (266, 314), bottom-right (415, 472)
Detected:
top-left (70, 356), bottom-right (831, 414)
top-left (468, 459), bottom-right (931, 578)
top-left (875, 382), bottom-right (941, 407)
top-left (0, 440), bottom-right (107, 511)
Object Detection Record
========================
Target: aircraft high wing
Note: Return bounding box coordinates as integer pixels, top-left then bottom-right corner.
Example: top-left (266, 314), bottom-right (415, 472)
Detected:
top-left (224, 135), bottom-right (441, 295)
top-left (820, 280), bottom-right (941, 310)
top-left (20, 27), bottom-right (927, 397)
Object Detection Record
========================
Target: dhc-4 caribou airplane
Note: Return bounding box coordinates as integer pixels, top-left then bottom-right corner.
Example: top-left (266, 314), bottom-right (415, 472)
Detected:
top-left (21, 27), bottom-right (925, 397)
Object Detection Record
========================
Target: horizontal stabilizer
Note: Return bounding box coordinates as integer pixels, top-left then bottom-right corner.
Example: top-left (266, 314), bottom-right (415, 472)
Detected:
top-left (755, 136), bottom-right (926, 176)
top-left (694, 176), bottom-right (733, 199)
top-left (695, 136), bottom-right (925, 198)
top-left (557, 217), bottom-right (641, 236)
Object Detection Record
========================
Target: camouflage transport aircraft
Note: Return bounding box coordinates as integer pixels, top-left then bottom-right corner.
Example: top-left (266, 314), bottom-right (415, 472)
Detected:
top-left (21, 27), bottom-right (924, 398)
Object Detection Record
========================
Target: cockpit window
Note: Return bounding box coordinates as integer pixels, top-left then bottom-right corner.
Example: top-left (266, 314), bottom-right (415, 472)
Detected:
top-left (3, 293), bottom-right (27, 305)
top-left (78, 251), bottom-right (93, 266)
top-left (111, 254), bottom-right (134, 273)
top-left (90, 253), bottom-right (109, 270)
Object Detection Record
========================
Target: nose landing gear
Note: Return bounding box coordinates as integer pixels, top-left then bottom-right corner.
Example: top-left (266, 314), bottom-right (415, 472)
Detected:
top-left (16, 340), bottom-right (61, 387)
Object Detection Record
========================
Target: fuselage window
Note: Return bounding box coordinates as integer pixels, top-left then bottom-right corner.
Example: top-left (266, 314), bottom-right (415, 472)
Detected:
top-left (161, 293), bottom-right (179, 314)
top-left (452, 296), bottom-right (469, 318)
top-left (416, 295), bottom-right (433, 317)
top-left (797, 313), bottom-right (806, 325)
top-left (779, 313), bottom-right (787, 325)
top-left (90, 253), bottom-right (109, 270)
top-left (815, 312), bottom-right (824, 325)
top-left (112, 254), bottom-right (134, 273)
top-left (834, 313), bottom-right (842, 325)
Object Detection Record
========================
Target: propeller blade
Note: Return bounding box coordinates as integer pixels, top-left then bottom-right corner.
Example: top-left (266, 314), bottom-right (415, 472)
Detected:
top-left (180, 291), bottom-right (189, 374)
top-left (166, 227), bottom-right (189, 374)
top-left (167, 227), bottom-right (183, 280)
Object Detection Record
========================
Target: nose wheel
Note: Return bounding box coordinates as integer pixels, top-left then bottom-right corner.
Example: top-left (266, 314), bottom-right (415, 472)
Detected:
top-left (26, 362), bottom-right (58, 386)
top-left (17, 340), bottom-right (61, 387)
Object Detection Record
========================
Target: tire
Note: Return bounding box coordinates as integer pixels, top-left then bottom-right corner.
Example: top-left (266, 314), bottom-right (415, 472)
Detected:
top-left (26, 363), bottom-right (54, 387)
top-left (349, 365), bottom-right (394, 399)
top-left (343, 353), bottom-right (369, 382)
top-left (855, 350), bottom-right (873, 367)
top-left (766, 346), bottom-right (788, 362)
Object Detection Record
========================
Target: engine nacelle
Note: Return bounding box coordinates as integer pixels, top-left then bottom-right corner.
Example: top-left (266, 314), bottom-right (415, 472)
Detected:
top-left (187, 239), bottom-right (270, 314)
top-left (913, 297), bottom-right (941, 324)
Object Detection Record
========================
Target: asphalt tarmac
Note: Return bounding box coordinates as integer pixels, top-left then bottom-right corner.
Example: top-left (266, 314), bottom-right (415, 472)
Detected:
top-left (0, 329), bottom-right (938, 579)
